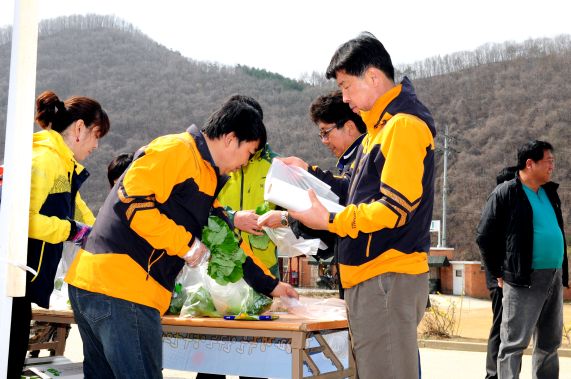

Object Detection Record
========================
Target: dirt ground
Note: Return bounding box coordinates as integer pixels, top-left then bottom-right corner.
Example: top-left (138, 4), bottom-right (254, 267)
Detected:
top-left (421, 294), bottom-right (571, 346)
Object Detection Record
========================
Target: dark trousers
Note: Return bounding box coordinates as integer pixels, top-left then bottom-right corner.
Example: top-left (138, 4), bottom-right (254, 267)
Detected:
top-left (8, 296), bottom-right (32, 379)
top-left (485, 287), bottom-right (503, 379)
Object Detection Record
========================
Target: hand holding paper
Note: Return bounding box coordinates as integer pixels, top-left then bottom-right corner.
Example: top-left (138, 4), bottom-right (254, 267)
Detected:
top-left (277, 156), bottom-right (309, 171)
top-left (289, 189), bottom-right (330, 231)
top-left (264, 158), bottom-right (344, 213)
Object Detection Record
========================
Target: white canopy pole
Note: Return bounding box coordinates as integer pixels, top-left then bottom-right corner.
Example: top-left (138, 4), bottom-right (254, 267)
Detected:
top-left (0, 0), bottom-right (39, 376)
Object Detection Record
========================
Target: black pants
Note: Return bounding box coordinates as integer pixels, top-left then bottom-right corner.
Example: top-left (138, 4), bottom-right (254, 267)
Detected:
top-left (485, 287), bottom-right (503, 379)
top-left (8, 296), bottom-right (32, 379)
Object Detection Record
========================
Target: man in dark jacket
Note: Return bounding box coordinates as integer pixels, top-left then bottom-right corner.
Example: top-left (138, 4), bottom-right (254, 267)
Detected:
top-left (477, 140), bottom-right (568, 379)
top-left (482, 166), bottom-right (517, 379)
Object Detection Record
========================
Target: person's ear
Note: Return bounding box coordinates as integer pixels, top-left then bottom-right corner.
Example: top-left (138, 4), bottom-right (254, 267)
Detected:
top-left (73, 120), bottom-right (85, 142)
top-left (343, 120), bottom-right (358, 137)
top-left (365, 67), bottom-right (378, 85)
top-left (225, 132), bottom-right (236, 147)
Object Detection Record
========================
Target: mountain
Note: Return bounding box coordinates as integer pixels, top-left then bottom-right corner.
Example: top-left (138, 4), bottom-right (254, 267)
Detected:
top-left (1, 15), bottom-right (569, 259)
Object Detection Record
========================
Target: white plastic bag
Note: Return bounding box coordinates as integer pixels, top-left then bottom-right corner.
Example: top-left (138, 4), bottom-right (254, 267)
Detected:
top-left (264, 226), bottom-right (327, 257)
top-left (204, 276), bottom-right (251, 315)
top-left (264, 159), bottom-right (344, 212)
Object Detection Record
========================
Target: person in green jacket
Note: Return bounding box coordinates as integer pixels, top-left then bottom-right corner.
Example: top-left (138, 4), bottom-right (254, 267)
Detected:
top-left (218, 95), bottom-right (285, 280)
top-left (218, 143), bottom-right (284, 279)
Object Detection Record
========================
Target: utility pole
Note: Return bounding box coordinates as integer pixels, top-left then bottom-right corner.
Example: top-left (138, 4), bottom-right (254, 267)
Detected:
top-left (441, 124), bottom-right (448, 248)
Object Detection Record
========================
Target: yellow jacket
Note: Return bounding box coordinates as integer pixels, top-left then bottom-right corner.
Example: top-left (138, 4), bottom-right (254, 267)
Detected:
top-left (28, 129), bottom-right (94, 308)
top-left (218, 144), bottom-right (279, 273)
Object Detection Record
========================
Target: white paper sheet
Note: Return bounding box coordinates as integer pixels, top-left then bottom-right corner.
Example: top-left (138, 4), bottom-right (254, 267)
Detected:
top-left (264, 160), bottom-right (345, 212)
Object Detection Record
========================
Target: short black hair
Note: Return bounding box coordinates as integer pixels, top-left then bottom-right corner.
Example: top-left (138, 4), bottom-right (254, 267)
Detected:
top-left (202, 99), bottom-right (267, 150)
top-left (107, 152), bottom-right (134, 187)
top-left (516, 140), bottom-right (553, 170)
top-left (227, 94), bottom-right (263, 120)
top-left (326, 32), bottom-right (394, 81)
top-left (310, 90), bottom-right (366, 134)
top-left (496, 166), bottom-right (517, 185)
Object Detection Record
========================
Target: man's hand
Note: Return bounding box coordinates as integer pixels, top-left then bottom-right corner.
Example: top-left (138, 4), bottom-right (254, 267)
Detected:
top-left (289, 189), bottom-right (329, 230)
top-left (270, 281), bottom-right (299, 299)
top-left (257, 210), bottom-right (286, 229)
top-left (184, 239), bottom-right (210, 267)
top-left (277, 156), bottom-right (309, 171)
top-left (497, 278), bottom-right (503, 288)
top-left (234, 210), bottom-right (263, 235)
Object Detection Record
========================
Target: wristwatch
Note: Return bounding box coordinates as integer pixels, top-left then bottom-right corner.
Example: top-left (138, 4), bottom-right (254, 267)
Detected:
top-left (280, 211), bottom-right (289, 227)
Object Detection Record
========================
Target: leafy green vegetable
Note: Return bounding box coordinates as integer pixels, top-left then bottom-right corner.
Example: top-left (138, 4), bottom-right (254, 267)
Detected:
top-left (180, 286), bottom-right (220, 318)
top-left (245, 290), bottom-right (273, 315)
top-left (203, 216), bottom-right (247, 285)
top-left (249, 234), bottom-right (270, 250)
top-left (168, 282), bottom-right (187, 315)
top-left (255, 201), bottom-right (271, 215)
top-left (250, 201), bottom-right (271, 249)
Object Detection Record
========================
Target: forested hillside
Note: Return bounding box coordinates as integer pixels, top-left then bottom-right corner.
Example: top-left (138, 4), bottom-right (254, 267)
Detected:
top-left (1, 15), bottom-right (569, 259)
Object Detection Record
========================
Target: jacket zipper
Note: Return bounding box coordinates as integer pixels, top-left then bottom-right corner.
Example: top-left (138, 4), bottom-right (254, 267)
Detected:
top-left (31, 241), bottom-right (46, 282)
top-left (365, 233), bottom-right (372, 258)
top-left (239, 167), bottom-right (244, 210)
top-left (146, 249), bottom-right (165, 280)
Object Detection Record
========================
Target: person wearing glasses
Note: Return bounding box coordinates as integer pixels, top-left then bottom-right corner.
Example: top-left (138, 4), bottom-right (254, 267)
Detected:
top-left (313, 90), bottom-right (366, 166)
top-left (282, 90), bottom-right (366, 299)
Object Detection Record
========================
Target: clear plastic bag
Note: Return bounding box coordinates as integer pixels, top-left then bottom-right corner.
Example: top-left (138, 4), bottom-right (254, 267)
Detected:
top-left (279, 295), bottom-right (347, 320)
top-left (264, 226), bottom-right (327, 257)
top-left (174, 261), bottom-right (273, 317)
top-left (49, 242), bottom-right (80, 310)
top-left (264, 159), bottom-right (344, 212)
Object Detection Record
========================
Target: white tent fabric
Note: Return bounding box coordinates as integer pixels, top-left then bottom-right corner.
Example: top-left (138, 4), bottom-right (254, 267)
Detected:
top-left (0, 0), bottom-right (39, 376)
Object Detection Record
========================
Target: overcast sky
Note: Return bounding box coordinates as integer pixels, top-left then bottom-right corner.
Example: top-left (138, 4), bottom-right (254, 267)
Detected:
top-left (1, 0), bottom-right (570, 80)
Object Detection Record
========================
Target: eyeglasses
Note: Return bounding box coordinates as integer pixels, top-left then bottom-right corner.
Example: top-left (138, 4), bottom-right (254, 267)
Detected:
top-left (318, 120), bottom-right (348, 140)
top-left (318, 125), bottom-right (336, 140)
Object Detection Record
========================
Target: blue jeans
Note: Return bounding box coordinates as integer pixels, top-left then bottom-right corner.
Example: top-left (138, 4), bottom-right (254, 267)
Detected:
top-left (68, 285), bottom-right (163, 379)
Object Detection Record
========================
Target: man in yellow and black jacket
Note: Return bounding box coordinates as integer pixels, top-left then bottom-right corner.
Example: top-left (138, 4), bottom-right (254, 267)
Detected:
top-left (286, 33), bottom-right (435, 379)
top-left (65, 98), bottom-right (297, 379)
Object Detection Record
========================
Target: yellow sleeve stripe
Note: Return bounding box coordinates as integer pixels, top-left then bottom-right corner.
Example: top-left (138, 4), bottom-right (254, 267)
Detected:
top-left (117, 187), bottom-right (134, 203)
top-left (379, 198), bottom-right (406, 228)
top-left (126, 201), bottom-right (155, 222)
top-left (380, 185), bottom-right (420, 214)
